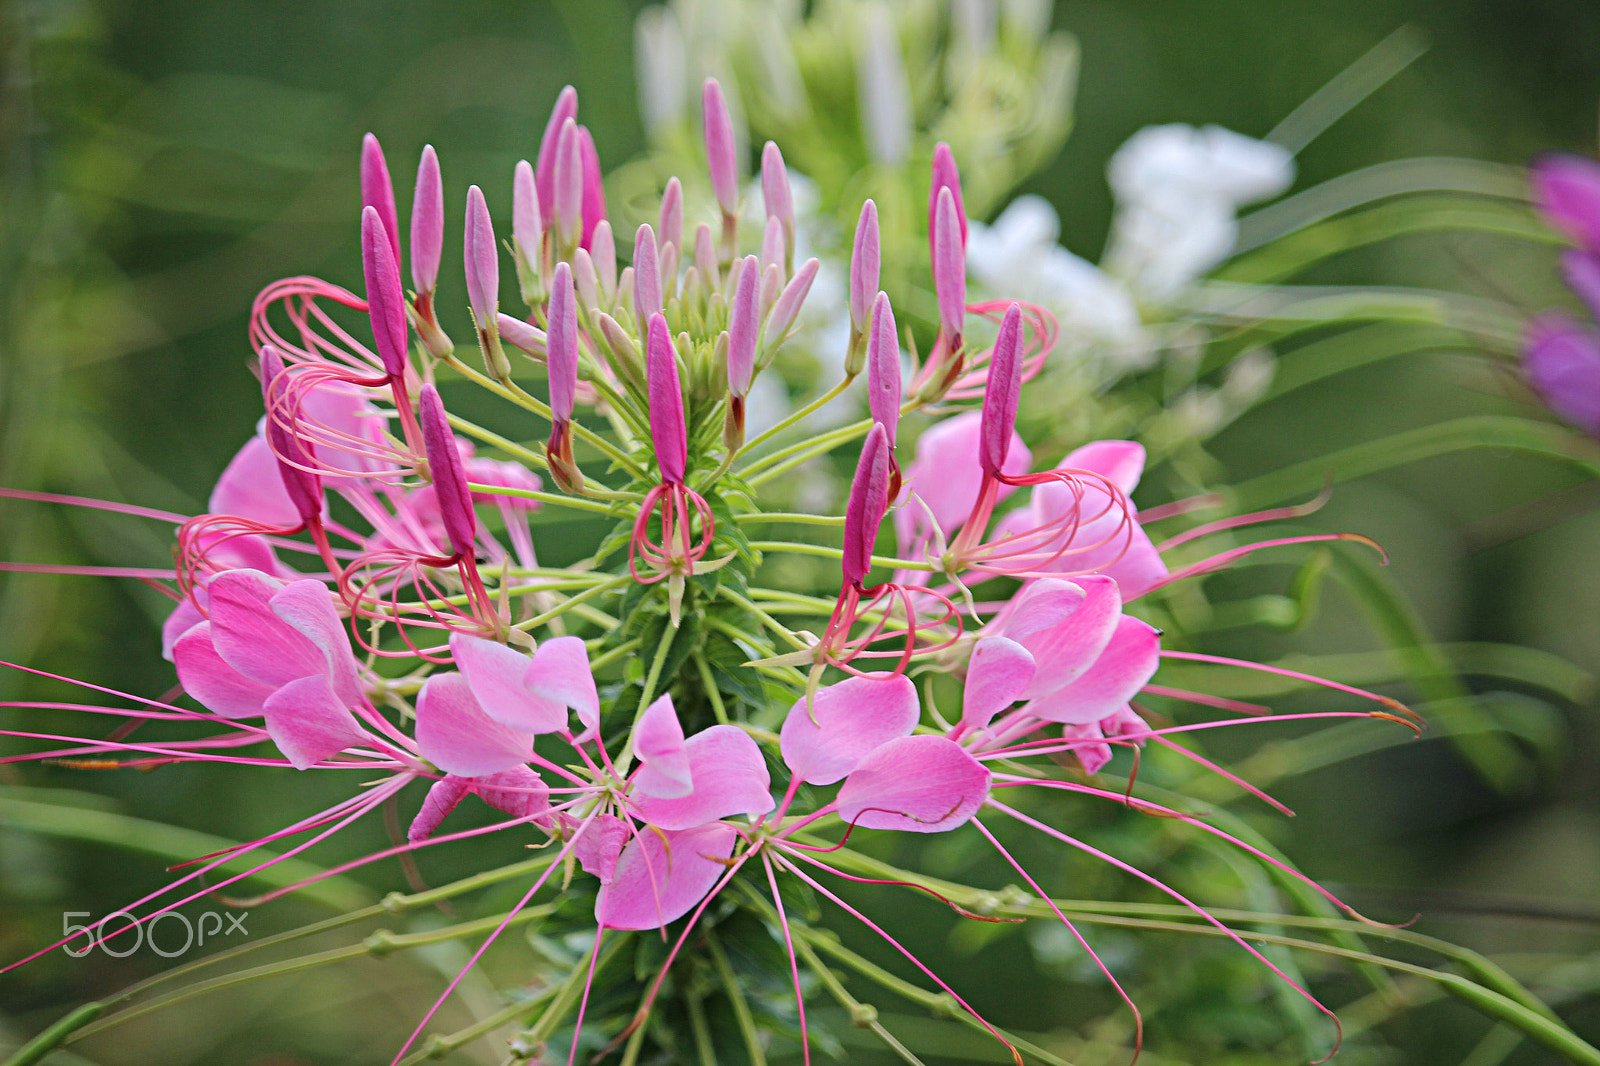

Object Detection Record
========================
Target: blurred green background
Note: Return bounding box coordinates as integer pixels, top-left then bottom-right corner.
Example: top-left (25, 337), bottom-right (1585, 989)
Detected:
top-left (3, 1), bottom-right (1600, 1063)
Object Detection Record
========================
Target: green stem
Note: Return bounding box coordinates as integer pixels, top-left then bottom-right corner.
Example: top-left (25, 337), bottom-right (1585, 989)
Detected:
top-left (719, 586), bottom-right (810, 651)
top-left (704, 930), bottom-right (767, 1066)
top-left (748, 540), bottom-right (939, 571)
top-left (693, 651), bottom-right (731, 725)
top-left (734, 376), bottom-right (856, 461)
top-left (733, 511), bottom-right (846, 526)
top-left (741, 418), bottom-right (872, 481)
top-left (465, 480), bottom-right (619, 515)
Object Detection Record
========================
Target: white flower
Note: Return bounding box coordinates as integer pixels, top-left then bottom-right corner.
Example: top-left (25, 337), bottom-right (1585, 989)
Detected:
top-left (1103, 124), bottom-right (1294, 301)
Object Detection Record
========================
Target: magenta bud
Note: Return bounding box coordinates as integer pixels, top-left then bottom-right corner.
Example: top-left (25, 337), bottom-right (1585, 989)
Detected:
top-left (549, 262), bottom-right (578, 424)
top-left (759, 261), bottom-right (782, 320)
top-left (496, 313), bottom-right (547, 356)
top-left (842, 423), bottom-right (891, 585)
top-left (759, 215), bottom-right (786, 278)
top-left (633, 223), bottom-right (662, 334)
top-left (362, 206), bottom-right (410, 381)
top-left (659, 177), bottom-right (684, 255)
top-left (590, 219), bottom-right (617, 299)
top-left (411, 145), bottom-right (443, 295)
top-left (694, 223), bottom-right (720, 291)
top-left (464, 186), bottom-right (500, 322)
top-left (419, 384), bottom-right (477, 558)
top-left (646, 312), bottom-right (688, 484)
top-left (361, 133), bottom-right (400, 268)
top-left (702, 78), bottom-right (739, 217)
top-left (849, 199), bottom-right (881, 336)
top-left (513, 160), bottom-right (543, 274)
top-left (260, 345), bottom-right (323, 524)
top-left (929, 142), bottom-right (968, 251)
top-left (554, 119), bottom-right (583, 249)
top-left (932, 186), bottom-right (966, 340)
top-left (577, 125), bottom-right (607, 250)
top-left (979, 303), bottom-right (1025, 475)
top-left (535, 85), bottom-right (579, 217)
top-left (761, 141), bottom-right (794, 247)
top-left (866, 291), bottom-right (901, 449)
top-left (728, 254), bottom-right (759, 397)
top-left (765, 257), bottom-right (818, 347)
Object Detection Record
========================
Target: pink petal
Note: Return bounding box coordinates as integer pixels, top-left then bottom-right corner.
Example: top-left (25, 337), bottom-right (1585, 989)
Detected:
top-left (161, 595), bottom-right (207, 661)
top-left (262, 673), bottom-right (366, 770)
top-left (269, 578), bottom-right (364, 709)
top-left (207, 569), bottom-right (326, 687)
top-left (408, 776), bottom-right (470, 843)
top-left (526, 635), bottom-right (601, 736)
top-left (633, 725), bottom-right (774, 830)
top-left (894, 412), bottom-right (1030, 546)
top-left (1060, 439), bottom-right (1147, 495)
top-left (1061, 721), bottom-right (1113, 775)
top-left (173, 622), bottom-right (274, 719)
top-left (1000, 576), bottom-right (1122, 699)
top-left (1532, 154), bottom-right (1600, 252)
top-left (599, 821), bottom-right (739, 930)
top-left (960, 637), bottom-right (1035, 733)
top-left (632, 694), bottom-right (692, 799)
top-left (1025, 615), bottom-right (1161, 725)
top-left (471, 765), bottom-right (551, 821)
top-left (209, 436), bottom-right (300, 528)
top-left (835, 735), bottom-right (990, 833)
top-left (415, 672), bottom-right (533, 778)
top-left (571, 813), bottom-right (628, 884)
top-left (449, 632), bottom-right (567, 735)
top-left (1524, 312), bottom-right (1600, 438)
top-left (780, 673), bottom-right (919, 785)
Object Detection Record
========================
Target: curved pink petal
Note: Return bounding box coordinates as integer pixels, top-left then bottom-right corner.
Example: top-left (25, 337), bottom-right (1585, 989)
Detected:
top-left (999, 576), bottom-right (1122, 699)
top-left (895, 411), bottom-right (1030, 546)
top-left (269, 578), bottom-right (364, 709)
top-left (261, 673), bottom-right (366, 770)
top-left (410, 766), bottom-right (551, 844)
top-left (960, 637), bottom-right (1035, 733)
top-left (209, 436), bottom-right (300, 528)
top-left (449, 632), bottom-right (567, 735)
top-left (599, 820), bottom-right (739, 930)
top-left (1061, 721), bottom-right (1114, 775)
top-left (1025, 615), bottom-right (1161, 725)
top-left (571, 813), bottom-right (628, 884)
top-left (415, 672), bottom-right (533, 778)
top-left (1524, 312), bottom-right (1600, 438)
top-left (633, 725), bottom-right (774, 830)
top-left (408, 776), bottom-right (470, 843)
top-left (632, 694), bottom-right (692, 799)
top-left (526, 635), bottom-right (601, 736)
top-left (207, 569), bottom-right (326, 687)
top-left (1532, 154), bottom-right (1600, 252)
top-left (1060, 439), bottom-right (1147, 495)
top-left (173, 622), bottom-right (273, 719)
top-left (161, 595), bottom-right (207, 661)
top-left (835, 735), bottom-right (990, 833)
top-left (780, 673), bottom-right (919, 785)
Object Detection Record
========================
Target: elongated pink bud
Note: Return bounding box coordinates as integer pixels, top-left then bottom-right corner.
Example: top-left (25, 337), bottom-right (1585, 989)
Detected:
top-left (761, 141), bottom-right (794, 247)
top-left (572, 248), bottom-right (600, 310)
top-left (513, 160), bottom-right (543, 275)
top-left (694, 223), bottom-right (719, 291)
top-left (759, 215), bottom-right (785, 278)
top-left (590, 219), bottom-right (617, 299)
top-left (361, 133), bottom-right (400, 268)
top-left (659, 177), bottom-right (683, 254)
top-left (979, 303), bottom-right (1024, 475)
top-left (419, 384), bottom-right (476, 557)
top-left (548, 262), bottom-right (578, 424)
top-left (260, 345), bottom-right (322, 524)
top-left (553, 119), bottom-right (583, 249)
top-left (765, 257), bottom-right (818, 347)
top-left (411, 145), bottom-right (443, 295)
top-left (703, 78), bottom-right (739, 218)
top-left (932, 186), bottom-right (966, 340)
top-left (362, 206), bottom-right (410, 380)
top-left (866, 291), bottom-right (900, 448)
top-left (849, 199), bottom-right (880, 336)
top-left (929, 142), bottom-right (968, 251)
top-left (496, 313), bottom-right (547, 355)
top-left (464, 186), bottom-right (498, 325)
top-left (646, 313), bottom-right (688, 483)
top-left (535, 85), bottom-right (579, 216)
top-left (633, 223), bottom-right (661, 333)
top-left (842, 423), bottom-right (891, 585)
top-left (728, 254), bottom-right (759, 397)
top-left (759, 261), bottom-right (782, 320)
top-left (577, 125), bottom-right (607, 250)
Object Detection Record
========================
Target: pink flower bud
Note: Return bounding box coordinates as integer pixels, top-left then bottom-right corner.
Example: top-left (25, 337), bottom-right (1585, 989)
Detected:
top-left (932, 186), bottom-right (966, 340)
top-left (646, 313), bottom-right (688, 484)
top-left (759, 261), bottom-right (782, 320)
top-left (761, 141), bottom-right (794, 246)
top-left (464, 185), bottom-right (499, 327)
top-left (577, 125), bottom-right (607, 250)
top-left (590, 219), bottom-right (617, 299)
top-left (554, 119), bottom-right (583, 248)
top-left (765, 257), bottom-right (818, 346)
top-left (360, 133), bottom-right (400, 268)
top-left (572, 248), bottom-right (600, 310)
top-left (759, 215), bottom-right (786, 279)
top-left (727, 254), bottom-right (759, 398)
top-left (419, 384), bottom-right (477, 559)
top-left (702, 78), bottom-right (739, 218)
top-left (866, 291), bottom-right (901, 449)
top-left (496, 313), bottom-right (547, 356)
top-left (694, 223), bottom-right (719, 291)
top-left (842, 423), bottom-right (891, 585)
top-left (512, 159), bottom-right (543, 275)
top-left (548, 262), bottom-right (578, 424)
top-left (929, 142), bottom-right (968, 251)
top-left (260, 345), bottom-right (322, 524)
top-left (633, 223), bottom-right (662, 334)
top-left (659, 177), bottom-right (683, 254)
top-left (979, 303), bottom-right (1025, 475)
top-left (411, 145), bottom-right (443, 295)
top-left (849, 199), bottom-right (880, 335)
top-left (361, 206), bottom-right (410, 380)
top-left (534, 85), bottom-right (579, 217)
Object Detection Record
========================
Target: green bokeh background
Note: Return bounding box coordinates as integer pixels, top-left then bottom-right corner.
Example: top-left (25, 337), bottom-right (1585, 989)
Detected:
top-left (3, 1), bottom-right (1599, 1062)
